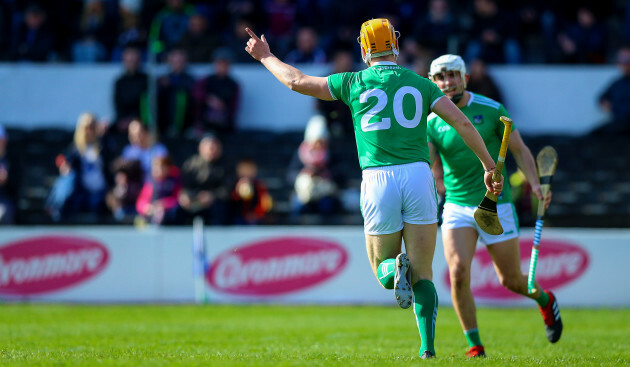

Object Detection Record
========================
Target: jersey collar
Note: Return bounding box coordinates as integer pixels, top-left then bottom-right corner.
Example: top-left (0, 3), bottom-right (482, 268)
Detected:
top-left (371, 61), bottom-right (397, 66)
top-left (466, 92), bottom-right (475, 107)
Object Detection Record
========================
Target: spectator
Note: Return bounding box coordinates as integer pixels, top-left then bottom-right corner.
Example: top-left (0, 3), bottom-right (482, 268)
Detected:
top-left (230, 158), bottom-right (272, 225)
top-left (315, 50), bottom-right (355, 138)
top-left (593, 47), bottom-right (630, 135)
top-left (10, 4), bottom-right (55, 62)
top-left (284, 27), bottom-right (327, 64)
top-left (0, 125), bottom-right (15, 224)
top-left (179, 134), bottom-right (229, 225)
top-left (466, 59), bottom-right (503, 103)
top-left (413, 0), bottom-right (458, 58)
top-left (113, 47), bottom-right (148, 131)
top-left (72, 0), bottom-right (114, 63)
top-left (224, 19), bottom-right (260, 64)
top-left (157, 48), bottom-right (195, 137)
top-left (194, 49), bottom-right (240, 135)
top-left (178, 13), bottom-right (219, 63)
top-left (264, 0), bottom-right (297, 57)
top-left (464, 0), bottom-right (522, 64)
top-left (287, 115), bottom-right (340, 218)
top-left (150, 0), bottom-right (195, 58)
top-left (136, 156), bottom-right (181, 225)
top-left (557, 6), bottom-right (607, 64)
top-left (106, 158), bottom-right (143, 222)
top-left (121, 119), bottom-right (168, 180)
top-left (45, 113), bottom-right (108, 222)
top-left (111, 7), bottom-right (146, 61)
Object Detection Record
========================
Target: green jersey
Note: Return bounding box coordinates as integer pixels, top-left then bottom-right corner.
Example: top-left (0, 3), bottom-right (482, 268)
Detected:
top-left (427, 92), bottom-right (515, 206)
top-left (327, 62), bottom-right (445, 170)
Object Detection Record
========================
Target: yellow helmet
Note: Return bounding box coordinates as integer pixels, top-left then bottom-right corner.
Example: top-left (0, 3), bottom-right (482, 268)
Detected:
top-left (357, 18), bottom-right (400, 64)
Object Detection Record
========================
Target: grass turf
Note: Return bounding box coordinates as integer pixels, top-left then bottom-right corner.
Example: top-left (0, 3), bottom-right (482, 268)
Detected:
top-left (1, 304), bottom-right (629, 366)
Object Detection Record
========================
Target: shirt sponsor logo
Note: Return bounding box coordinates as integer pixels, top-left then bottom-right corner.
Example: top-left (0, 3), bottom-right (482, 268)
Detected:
top-left (437, 125), bottom-right (451, 133)
top-left (473, 115), bottom-right (483, 124)
top-left (443, 239), bottom-right (588, 299)
top-left (208, 237), bottom-right (348, 296)
top-left (0, 236), bottom-right (109, 296)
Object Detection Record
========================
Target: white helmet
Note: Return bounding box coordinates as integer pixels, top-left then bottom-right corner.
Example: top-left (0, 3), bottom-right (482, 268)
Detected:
top-left (429, 54), bottom-right (467, 88)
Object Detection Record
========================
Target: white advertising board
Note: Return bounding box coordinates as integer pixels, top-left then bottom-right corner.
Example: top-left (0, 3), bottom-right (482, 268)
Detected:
top-left (0, 227), bottom-right (627, 306)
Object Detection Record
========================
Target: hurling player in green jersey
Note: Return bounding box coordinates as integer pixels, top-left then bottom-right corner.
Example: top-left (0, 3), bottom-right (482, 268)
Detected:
top-left (246, 20), bottom-right (502, 359)
top-left (426, 55), bottom-right (562, 358)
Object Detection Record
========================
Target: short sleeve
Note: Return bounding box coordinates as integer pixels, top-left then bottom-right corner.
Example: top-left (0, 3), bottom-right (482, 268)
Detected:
top-left (427, 81), bottom-right (445, 111)
top-left (327, 72), bottom-right (352, 104)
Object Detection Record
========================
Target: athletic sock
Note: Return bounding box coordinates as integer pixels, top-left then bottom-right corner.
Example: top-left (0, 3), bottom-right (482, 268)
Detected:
top-left (413, 279), bottom-right (438, 356)
top-left (376, 259), bottom-right (396, 289)
top-left (536, 290), bottom-right (550, 307)
top-left (464, 328), bottom-right (483, 347)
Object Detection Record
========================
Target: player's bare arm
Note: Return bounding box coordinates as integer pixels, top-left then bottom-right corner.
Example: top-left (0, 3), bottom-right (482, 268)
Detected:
top-left (508, 130), bottom-right (552, 208)
top-left (428, 142), bottom-right (446, 196)
top-left (245, 28), bottom-right (333, 101)
top-left (432, 97), bottom-right (502, 195)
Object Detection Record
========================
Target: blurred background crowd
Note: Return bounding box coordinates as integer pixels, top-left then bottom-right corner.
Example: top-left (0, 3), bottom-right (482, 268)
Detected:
top-left (0, 0), bottom-right (629, 228)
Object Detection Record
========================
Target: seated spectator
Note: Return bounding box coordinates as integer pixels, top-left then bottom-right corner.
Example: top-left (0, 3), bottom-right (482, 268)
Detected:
top-left (466, 59), bottom-right (503, 103)
top-left (413, 0), bottom-right (458, 58)
top-left (136, 156), bottom-right (181, 225)
top-left (178, 13), bottom-right (219, 63)
top-left (72, 0), bottom-right (114, 63)
top-left (557, 6), bottom-right (607, 64)
top-left (194, 49), bottom-right (240, 135)
top-left (0, 125), bottom-right (15, 224)
top-left (284, 27), bottom-right (327, 64)
top-left (113, 47), bottom-right (148, 132)
top-left (10, 4), bottom-right (55, 62)
top-left (464, 0), bottom-right (521, 64)
top-left (230, 158), bottom-right (272, 225)
top-left (592, 46), bottom-right (630, 135)
top-left (150, 0), bottom-right (195, 59)
top-left (45, 113), bottom-right (108, 222)
top-left (179, 134), bottom-right (229, 225)
top-left (121, 119), bottom-right (168, 180)
top-left (106, 158), bottom-right (143, 222)
top-left (157, 48), bottom-right (195, 137)
top-left (315, 50), bottom-right (355, 138)
top-left (287, 116), bottom-right (341, 217)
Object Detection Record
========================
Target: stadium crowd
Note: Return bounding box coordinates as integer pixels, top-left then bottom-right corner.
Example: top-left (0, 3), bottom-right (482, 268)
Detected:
top-left (1, 0), bottom-right (629, 226)
top-left (0, 0), bottom-right (629, 66)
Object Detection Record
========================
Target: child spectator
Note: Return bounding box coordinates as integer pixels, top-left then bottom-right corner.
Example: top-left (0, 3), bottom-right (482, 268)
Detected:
top-left (106, 158), bottom-right (143, 222)
top-left (231, 158), bottom-right (272, 225)
top-left (136, 156), bottom-right (181, 225)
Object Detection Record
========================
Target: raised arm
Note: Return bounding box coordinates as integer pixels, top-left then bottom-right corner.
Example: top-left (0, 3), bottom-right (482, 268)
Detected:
top-left (432, 96), bottom-right (502, 194)
top-left (245, 28), bottom-right (333, 101)
top-left (508, 129), bottom-right (552, 208)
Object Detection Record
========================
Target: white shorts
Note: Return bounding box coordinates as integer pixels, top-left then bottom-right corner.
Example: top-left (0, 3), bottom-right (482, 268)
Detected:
top-left (361, 162), bottom-right (438, 235)
top-left (441, 202), bottom-right (520, 245)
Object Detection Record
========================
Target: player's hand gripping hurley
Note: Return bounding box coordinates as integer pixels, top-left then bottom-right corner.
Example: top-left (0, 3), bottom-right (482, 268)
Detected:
top-left (527, 146), bottom-right (558, 294)
top-left (473, 116), bottom-right (513, 235)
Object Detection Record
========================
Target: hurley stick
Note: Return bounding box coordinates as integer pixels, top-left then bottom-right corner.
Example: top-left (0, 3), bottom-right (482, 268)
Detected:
top-left (473, 116), bottom-right (513, 235)
top-left (527, 146), bottom-right (558, 294)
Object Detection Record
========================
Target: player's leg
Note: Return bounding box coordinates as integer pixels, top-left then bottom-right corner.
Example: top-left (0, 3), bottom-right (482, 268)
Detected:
top-left (402, 222), bottom-right (438, 358)
top-left (365, 231), bottom-right (403, 289)
top-left (486, 236), bottom-right (563, 343)
top-left (442, 226), bottom-right (485, 357)
top-left (482, 203), bottom-right (563, 343)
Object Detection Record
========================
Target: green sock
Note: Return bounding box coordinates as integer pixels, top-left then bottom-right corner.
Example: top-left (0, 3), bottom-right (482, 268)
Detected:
top-left (413, 279), bottom-right (438, 356)
top-left (376, 259), bottom-right (396, 289)
top-left (464, 328), bottom-right (482, 347)
top-left (536, 290), bottom-right (550, 307)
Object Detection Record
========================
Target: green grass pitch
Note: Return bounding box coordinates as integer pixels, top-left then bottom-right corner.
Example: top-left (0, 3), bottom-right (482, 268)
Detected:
top-left (1, 304), bottom-right (629, 366)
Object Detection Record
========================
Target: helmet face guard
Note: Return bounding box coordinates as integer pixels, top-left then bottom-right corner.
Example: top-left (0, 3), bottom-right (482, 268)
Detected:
top-left (357, 18), bottom-right (400, 64)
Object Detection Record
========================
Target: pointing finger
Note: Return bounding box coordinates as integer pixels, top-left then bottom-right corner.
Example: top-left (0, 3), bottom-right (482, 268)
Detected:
top-left (245, 27), bottom-right (261, 41)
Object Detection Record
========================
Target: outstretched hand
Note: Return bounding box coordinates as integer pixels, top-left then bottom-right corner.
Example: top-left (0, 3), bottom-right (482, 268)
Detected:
top-left (245, 28), bottom-right (272, 61)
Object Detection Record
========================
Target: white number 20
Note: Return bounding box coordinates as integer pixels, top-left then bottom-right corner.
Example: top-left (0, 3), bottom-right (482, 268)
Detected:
top-left (359, 86), bottom-right (423, 132)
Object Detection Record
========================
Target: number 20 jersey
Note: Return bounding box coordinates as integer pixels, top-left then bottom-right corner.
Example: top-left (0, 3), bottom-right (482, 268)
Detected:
top-left (327, 62), bottom-right (445, 170)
